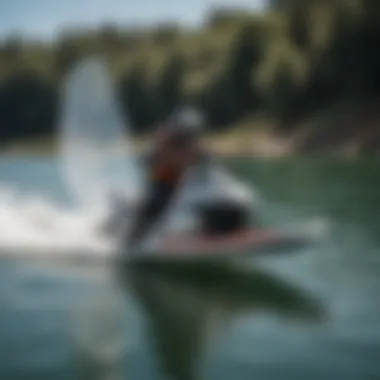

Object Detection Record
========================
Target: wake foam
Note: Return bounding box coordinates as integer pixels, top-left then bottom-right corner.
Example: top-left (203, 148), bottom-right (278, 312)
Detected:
top-left (0, 186), bottom-right (113, 261)
top-left (0, 185), bottom-right (331, 263)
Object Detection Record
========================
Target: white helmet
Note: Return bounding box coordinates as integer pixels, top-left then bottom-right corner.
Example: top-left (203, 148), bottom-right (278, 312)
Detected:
top-left (168, 106), bottom-right (204, 137)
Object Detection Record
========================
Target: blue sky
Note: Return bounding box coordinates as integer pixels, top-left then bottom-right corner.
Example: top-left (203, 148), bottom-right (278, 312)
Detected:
top-left (0, 0), bottom-right (266, 41)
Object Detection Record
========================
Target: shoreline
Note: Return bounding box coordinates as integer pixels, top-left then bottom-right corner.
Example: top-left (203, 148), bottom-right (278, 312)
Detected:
top-left (1, 126), bottom-right (380, 160)
top-left (0, 132), bottom-right (294, 159)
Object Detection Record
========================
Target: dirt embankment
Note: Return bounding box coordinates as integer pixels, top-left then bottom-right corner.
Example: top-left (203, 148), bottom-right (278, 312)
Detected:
top-left (212, 101), bottom-right (380, 159)
top-left (294, 101), bottom-right (380, 158)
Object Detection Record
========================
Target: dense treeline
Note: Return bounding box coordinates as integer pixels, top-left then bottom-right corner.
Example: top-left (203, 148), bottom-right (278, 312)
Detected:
top-left (0, 0), bottom-right (380, 147)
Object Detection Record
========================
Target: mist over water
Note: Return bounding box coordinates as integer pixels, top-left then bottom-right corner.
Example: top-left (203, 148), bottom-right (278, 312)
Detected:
top-left (0, 157), bottom-right (113, 258)
top-left (1, 157), bottom-right (380, 380)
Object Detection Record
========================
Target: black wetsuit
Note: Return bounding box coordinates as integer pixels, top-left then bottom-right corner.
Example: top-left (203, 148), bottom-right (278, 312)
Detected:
top-left (127, 180), bottom-right (178, 246)
top-left (126, 150), bottom-right (184, 246)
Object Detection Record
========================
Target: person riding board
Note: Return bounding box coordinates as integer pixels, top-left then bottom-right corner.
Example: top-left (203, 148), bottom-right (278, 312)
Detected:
top-left (106, 107), bottom-right (252, 251)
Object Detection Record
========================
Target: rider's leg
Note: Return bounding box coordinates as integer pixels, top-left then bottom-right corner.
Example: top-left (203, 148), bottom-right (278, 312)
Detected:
top-left (127, 182), bottom-right (176, 247)
top-left (198, 200), bottom-right (251, 236)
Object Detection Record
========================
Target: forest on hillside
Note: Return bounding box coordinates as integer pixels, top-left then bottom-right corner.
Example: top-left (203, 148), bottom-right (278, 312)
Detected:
top-left (0, 0), bottom-right (379, 153)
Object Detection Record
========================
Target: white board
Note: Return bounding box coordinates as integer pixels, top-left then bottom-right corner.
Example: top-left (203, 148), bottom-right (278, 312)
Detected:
top-left (126, 218), bottom-right (327, 261)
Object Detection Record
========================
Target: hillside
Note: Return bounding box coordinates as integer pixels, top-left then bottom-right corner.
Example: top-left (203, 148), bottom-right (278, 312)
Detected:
top-left (1, 1), bottom-right (380, 156)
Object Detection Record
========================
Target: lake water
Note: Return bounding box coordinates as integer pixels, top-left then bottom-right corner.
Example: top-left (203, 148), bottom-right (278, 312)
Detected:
top-left (0, 156), bottom-right (379, 380)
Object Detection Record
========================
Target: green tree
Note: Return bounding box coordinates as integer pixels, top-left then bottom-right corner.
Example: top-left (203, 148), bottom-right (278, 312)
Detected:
top-left (227, 24), bottom-right (262, 116)
top-left (154, 53), bottom-right (185, 120)
top-left (55, 38), bottom-right (83, 79)
top-left (0, 71), bottom-right (57, 143)
top-left (264, 61), bottom-right (300, 129)
top-left (201, 71), bottom-right (241, 130)
top-left (118, 65), bottom-right (156, 134)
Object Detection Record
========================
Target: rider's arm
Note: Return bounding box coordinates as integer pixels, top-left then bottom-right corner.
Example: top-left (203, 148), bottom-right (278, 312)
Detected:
top-left (100, 150), bottom-right (152, 239)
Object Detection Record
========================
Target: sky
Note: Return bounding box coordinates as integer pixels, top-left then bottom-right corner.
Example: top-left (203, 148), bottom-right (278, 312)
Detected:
top-left (0, 0), bottom-right (266, 41)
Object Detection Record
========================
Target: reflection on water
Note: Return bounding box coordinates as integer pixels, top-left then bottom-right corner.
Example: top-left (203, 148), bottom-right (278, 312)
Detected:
top-left (68, 279), bottom-right (129, 380)
top-left (117, 260), bottom-right (324, 380)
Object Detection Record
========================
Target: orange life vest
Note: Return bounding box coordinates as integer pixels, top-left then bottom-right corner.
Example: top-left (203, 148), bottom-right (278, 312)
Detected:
top-left (151, 161), bottom-right (182, 184)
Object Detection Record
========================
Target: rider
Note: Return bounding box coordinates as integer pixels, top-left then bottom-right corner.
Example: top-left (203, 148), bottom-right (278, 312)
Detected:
top-left (115, 107), bottom-right (252, 250)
